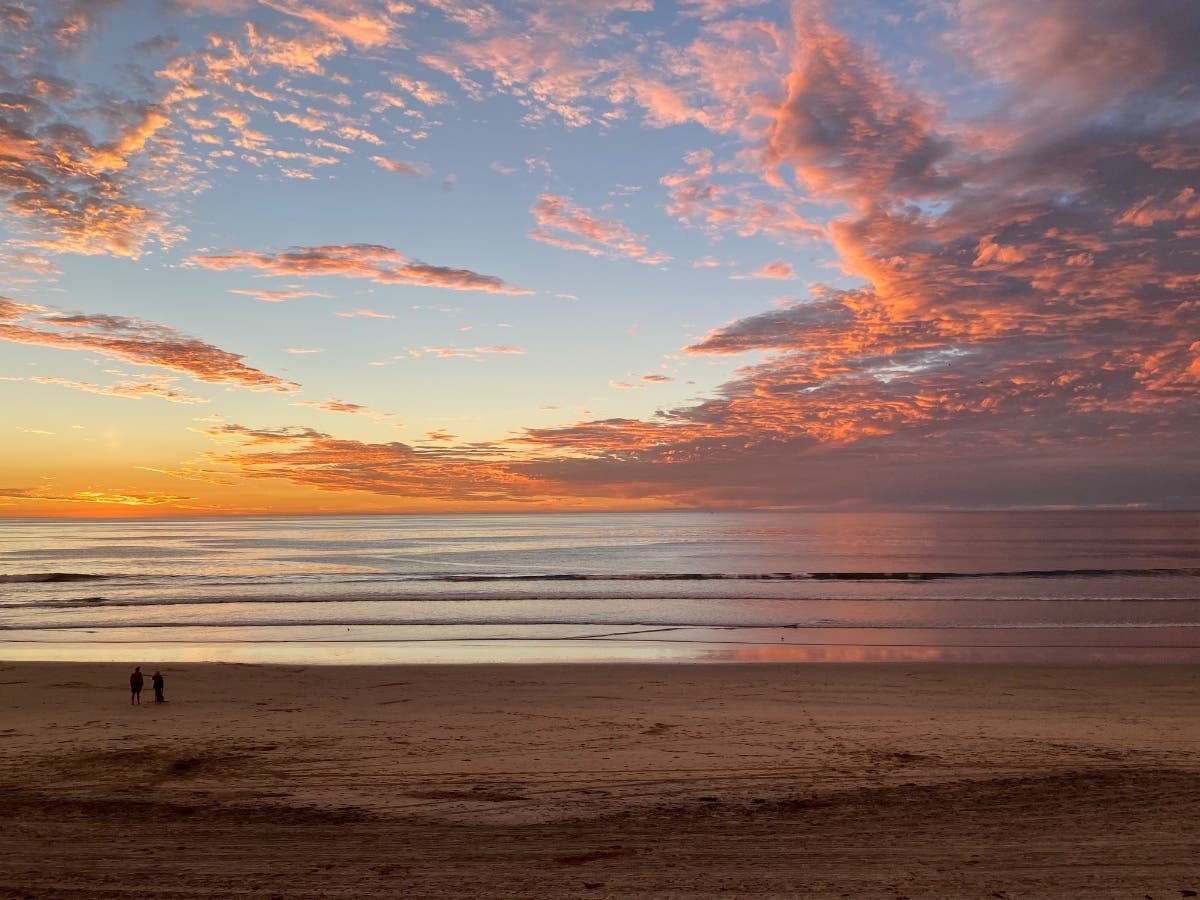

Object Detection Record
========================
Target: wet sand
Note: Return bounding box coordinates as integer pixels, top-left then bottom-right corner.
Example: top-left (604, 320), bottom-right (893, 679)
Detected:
top-left (1, 661), bottom-right (1199, 898)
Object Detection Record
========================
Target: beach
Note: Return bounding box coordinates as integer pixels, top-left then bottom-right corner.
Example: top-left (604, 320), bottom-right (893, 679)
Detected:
top-left (2, 662), bottom-right (1199, 898)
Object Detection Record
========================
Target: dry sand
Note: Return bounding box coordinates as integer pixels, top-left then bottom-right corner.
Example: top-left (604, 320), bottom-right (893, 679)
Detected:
top-left (1, 661), bottom-right (1199, 898)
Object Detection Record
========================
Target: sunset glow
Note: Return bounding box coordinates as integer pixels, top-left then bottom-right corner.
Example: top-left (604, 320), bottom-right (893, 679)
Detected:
top-left (2, 0), bottom-right (1197, 516)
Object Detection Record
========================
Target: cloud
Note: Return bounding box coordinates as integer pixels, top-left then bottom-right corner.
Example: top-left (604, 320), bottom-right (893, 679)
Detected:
top-left (258, 0), bottom-right (406, 49)
top-left (529, 194), bottom-right (669, 264)
top-left (336, 308), bottom-right (395, 319)
top-left (0, 95), bottom-right (178, 256)
top-left (228, 287), bottom-right (331, 302)
top-left (386, 73), bottom-right (450, 106)
top-left (199, 0), bottom-right (1198, 510)
top-left (201, 424), bottom-right (549, 502)
top-left (423, 0), bottom-right (787, 134)
top-left (20, 375), bottom-right (209, 404)
top-left (678, 0), bottom-right (772, 19)
top-left (0, 246), bottom-right (61, 283)
top-left (0, 297), bottom-right (298, 391)
top-left (0, 4), bottom-right (200, 258)
top-left (275, 110), bottom-right (330, 132)
top-left (371, 156), bottom-right (432, 176)
top-left (4, 0), bottom-right (1197, 511)
top-left (661, 150), bottom-right (825, 244)
top-left (763, 4), bottom-right (950, 206)
top-left (535, 0), bottom-right (1200, 506)
top-left (729, 260), bottom-right (795, 280)
top-left (0, 487), bottom-right (200, 508)
top-left (189, 243), bottom-right (533, 294)
top-left (406, 345), bottom-right (525, 360)
top-left (294, 398), bottom-right (389, 419)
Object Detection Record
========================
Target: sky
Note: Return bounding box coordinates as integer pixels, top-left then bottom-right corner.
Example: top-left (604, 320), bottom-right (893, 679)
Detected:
top-left (1, 0), bottom-right (1197, 516)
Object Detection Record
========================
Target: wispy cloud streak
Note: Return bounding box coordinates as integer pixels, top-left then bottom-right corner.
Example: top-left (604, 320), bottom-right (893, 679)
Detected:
top-left (190, 244), bottom-right (532, 294)
top-left (0, 297), bottom-right (297, 391)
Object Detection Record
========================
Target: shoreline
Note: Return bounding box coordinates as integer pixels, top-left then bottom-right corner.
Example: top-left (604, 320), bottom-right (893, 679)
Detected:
top-left (4, 633), bottom-right (1200, 665)
top-left (2, 661), bottom-right (1199, 897)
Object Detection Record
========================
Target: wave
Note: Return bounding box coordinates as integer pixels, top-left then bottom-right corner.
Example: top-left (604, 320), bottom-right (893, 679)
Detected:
top-left (0, 573), bottom-right (108, 584)
top-left (438, 568), bottom-right (1200, 582)
top-left (8, 620), bottom-right (1200, 631)
top-left (4, 568), bottom-right (1196, 587)
top-left (14, 592), bottom-right (1200, 611)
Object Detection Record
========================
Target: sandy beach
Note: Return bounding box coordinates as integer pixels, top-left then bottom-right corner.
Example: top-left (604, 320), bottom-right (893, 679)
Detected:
top-left (1, 662), bottom-right (1199, 898)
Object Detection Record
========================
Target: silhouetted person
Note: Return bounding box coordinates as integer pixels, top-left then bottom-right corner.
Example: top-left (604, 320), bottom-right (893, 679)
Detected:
top-left (152, 670), bottom-right (165, 703)
top-left (129, 666), bottom-right (144, 705)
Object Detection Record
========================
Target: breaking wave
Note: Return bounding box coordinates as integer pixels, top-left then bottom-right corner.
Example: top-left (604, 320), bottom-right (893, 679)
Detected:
top-left (0, 573), bottom-right (108, 584)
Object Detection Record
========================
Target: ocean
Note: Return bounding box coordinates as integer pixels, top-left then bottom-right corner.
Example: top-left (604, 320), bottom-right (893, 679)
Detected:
top-left (2, 510), bottom-right (1198, 664)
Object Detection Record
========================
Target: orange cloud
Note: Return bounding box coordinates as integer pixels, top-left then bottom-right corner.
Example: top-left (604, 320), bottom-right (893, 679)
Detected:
top-left (294, 398), bottom-right (389, 419)
top-left (0, 297), bottom-right (298, 391)
top-left (274, 110), bottom-right (329, 132)
top-left (0, 101), bottom-right (177, 256)
top-left (2, 488), bottom-right (201, 508)
top-left (201, 424), bottom-right (549, 503)
top-left (22, 375), bottom-right (209, 404)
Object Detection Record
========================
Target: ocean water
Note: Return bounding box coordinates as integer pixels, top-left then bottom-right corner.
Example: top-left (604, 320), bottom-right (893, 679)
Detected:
top-left (2, 510), bottom-right (1199, 664)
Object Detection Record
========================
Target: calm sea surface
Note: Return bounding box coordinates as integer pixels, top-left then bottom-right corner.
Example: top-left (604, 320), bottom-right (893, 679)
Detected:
top-left (2, 511), bottom-right (1199, 663)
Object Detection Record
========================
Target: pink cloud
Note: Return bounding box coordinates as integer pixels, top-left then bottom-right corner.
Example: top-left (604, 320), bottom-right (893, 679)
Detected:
top-left (529, 194), bottom-right (669, 264)
top-left (730, 260), bottom-right (795, 280)
top-left (1117, 188), bottom-right (1200, 228)
top-left (336, 308), bottom-right (395, 319)
top-left (661, 150), bottom-right (825, 244)
top-left (189, 244), bottom-right (532, 295)
top-left (371, 156), bottom-right (432, 176)
top-left (408, 345), bottom-right (525, 360)
top-left (228, 287), bottom-right (331, 302)
top-left (257, 0), bottom-right (405, 49)
top-left (678, 0), bottom-right (772, 19)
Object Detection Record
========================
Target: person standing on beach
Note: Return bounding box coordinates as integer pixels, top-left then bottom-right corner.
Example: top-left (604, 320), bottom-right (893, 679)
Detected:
top-left (129, 666), bottom-right (144, 705)
top-left (151, 670), bottom-right (165, 703)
